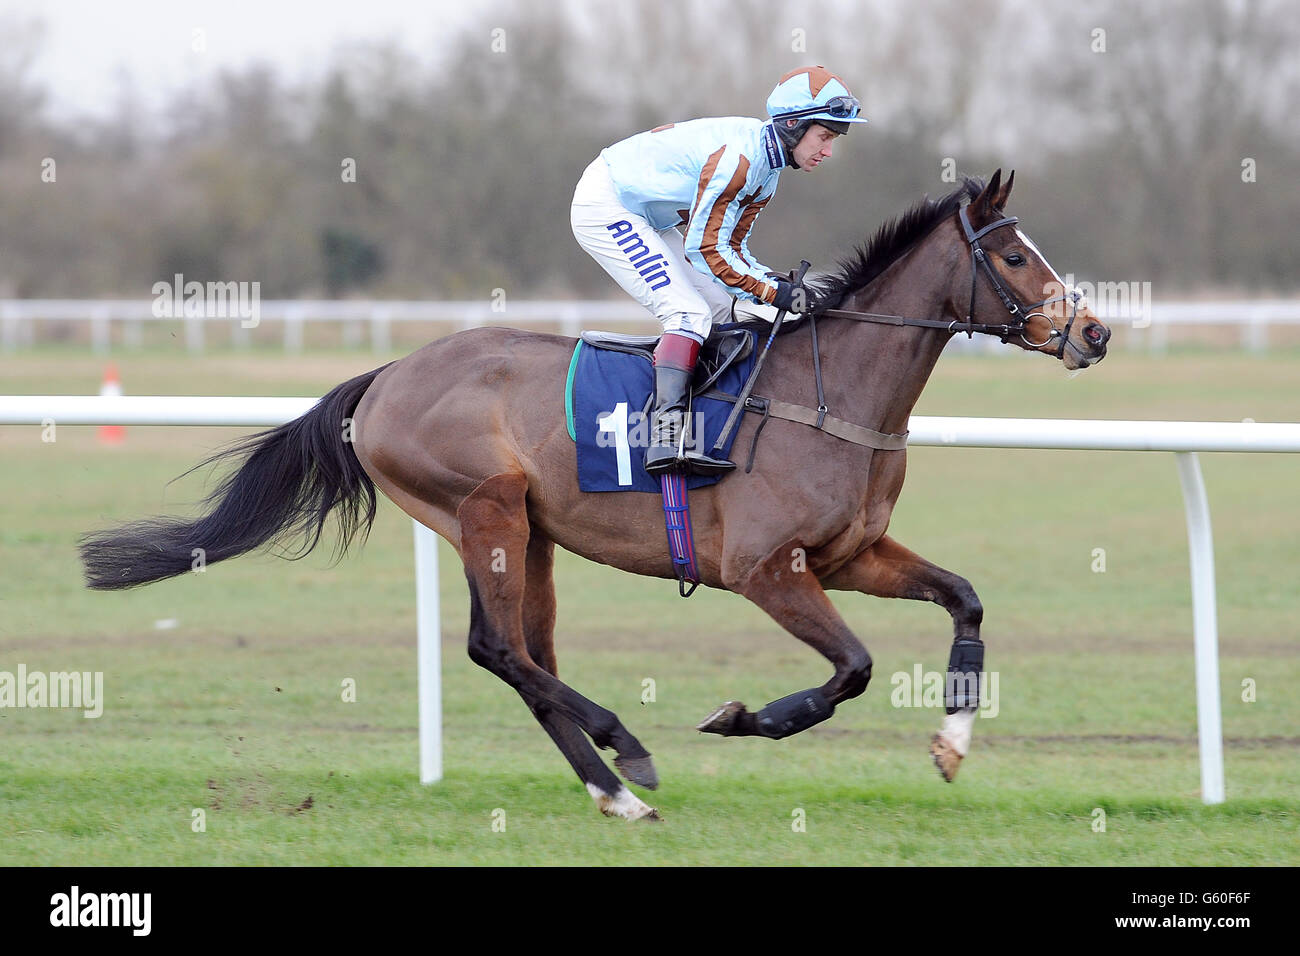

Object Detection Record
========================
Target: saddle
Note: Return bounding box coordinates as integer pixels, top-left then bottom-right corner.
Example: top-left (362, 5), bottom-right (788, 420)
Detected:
top-left (574, 326), bottom-right (756, 598)
top-left (578, 326), bottom-right (753, 400)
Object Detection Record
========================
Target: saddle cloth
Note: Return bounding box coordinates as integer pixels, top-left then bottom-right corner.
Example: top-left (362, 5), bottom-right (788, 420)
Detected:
top-left (566, 327), bottom-right (758, 493)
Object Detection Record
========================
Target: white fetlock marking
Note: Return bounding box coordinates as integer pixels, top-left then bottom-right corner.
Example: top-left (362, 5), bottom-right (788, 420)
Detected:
top-left (939, 709), bottom-right (977, 757)
top-left (586, 783), bottom-right (656, 820)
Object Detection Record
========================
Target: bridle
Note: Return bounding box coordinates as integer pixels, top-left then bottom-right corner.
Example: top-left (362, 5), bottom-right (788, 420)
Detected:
top-left (820, 203), bottom-right (1084, 359)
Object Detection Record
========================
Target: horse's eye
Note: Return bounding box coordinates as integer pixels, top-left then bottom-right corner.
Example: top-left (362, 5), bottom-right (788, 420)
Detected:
top-left (1005, 253), bottom-right (1026, 266)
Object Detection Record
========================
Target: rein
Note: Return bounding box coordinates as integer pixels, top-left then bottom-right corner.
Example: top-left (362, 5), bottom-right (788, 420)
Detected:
top-left (819, 204), bottom-right (1083, 356)
top-left (704, 203), bottom-right (1084, 469)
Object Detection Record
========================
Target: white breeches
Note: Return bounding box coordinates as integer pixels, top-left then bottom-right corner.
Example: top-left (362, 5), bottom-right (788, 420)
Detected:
top-left (570, 158), bottom-right (736, 343)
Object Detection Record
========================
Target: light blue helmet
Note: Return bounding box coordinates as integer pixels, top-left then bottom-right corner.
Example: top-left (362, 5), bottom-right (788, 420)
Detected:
top-left (766, 66), bottom-right (867, 151)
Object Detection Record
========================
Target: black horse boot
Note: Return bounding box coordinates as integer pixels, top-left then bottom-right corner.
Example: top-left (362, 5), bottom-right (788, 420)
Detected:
top-left (644, 332), bottom-right (736, 476)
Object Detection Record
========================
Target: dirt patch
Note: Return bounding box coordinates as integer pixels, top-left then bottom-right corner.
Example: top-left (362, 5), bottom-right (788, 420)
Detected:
top-left (206, 774), bottom-right (323, 814)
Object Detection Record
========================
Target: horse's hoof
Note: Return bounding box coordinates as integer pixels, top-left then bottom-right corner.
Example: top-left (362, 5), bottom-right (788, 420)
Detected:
top-left (697, 700), bottom-right (747, 735)
top-left (600, 801), bottom-right (662, 823)
top-left (614, 754), bottom-right (659, 790)
top-left (930, 733), bottom-right (963, 782)
top-left (589, 783), bottom-right (662, 821)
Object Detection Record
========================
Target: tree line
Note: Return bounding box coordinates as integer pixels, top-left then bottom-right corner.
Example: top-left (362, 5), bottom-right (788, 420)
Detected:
top-left (0, 0), bottom-right (1296, 300)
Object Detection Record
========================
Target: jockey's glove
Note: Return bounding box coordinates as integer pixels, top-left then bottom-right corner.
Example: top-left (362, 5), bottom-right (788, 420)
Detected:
top-left (773, 278), bottom-right (815, 315)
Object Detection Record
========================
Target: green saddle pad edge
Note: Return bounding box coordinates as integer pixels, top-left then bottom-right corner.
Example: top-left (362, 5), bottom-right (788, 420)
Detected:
top-left (565, 341), bottom-right (582, 442)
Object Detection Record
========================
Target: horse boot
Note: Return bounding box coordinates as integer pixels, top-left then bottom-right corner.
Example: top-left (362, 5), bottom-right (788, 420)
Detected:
top-left (644, 332), bottom-right (736, 477)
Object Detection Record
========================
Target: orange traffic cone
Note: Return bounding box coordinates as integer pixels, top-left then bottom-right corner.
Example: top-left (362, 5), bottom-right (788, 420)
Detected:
top-left (98, 363), bottom-right (126, 445)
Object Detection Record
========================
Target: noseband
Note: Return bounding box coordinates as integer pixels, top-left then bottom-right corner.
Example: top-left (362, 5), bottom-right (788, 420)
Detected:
top-left (821, 203), bottom-right (1083, 359)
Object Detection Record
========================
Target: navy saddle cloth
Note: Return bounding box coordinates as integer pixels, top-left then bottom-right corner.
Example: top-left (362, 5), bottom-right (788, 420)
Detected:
top-left (566, 326), bottom-right (758, 493)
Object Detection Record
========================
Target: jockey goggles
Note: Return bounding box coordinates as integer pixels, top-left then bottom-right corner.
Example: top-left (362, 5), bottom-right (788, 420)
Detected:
top-left (772, 95), bottom-right (862, 122)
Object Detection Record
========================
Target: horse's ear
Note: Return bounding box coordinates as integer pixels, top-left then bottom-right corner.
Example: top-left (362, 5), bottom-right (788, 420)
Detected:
top-left (977, 168), bottom-right (1003, 218)
top-left (994, 169), bottom-right (1015, 210)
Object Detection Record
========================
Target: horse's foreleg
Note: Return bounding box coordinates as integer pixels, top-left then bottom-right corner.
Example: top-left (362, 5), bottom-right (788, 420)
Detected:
top-left (520, 532), bottom-right (658, 821)
top-left (458, 474), bottom-right (660, 801)
top-left (698, 540), bottom-right (873, 740)
top-left (821, 534), bottom-right (985, 781)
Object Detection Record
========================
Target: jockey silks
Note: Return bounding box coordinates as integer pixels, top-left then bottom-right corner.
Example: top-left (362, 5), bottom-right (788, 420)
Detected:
top-left (598, 117), bottom-right (786, 308)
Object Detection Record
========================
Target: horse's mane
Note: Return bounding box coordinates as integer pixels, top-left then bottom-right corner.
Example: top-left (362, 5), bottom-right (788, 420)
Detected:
top-left (807, 175), bottom-right (986, 310)
top-left (726, 176), bottom-right (987, 334)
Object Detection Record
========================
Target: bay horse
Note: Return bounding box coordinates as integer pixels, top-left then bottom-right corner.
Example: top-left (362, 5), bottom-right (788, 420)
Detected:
top-left (80, 170), bottom-right (1110, 821)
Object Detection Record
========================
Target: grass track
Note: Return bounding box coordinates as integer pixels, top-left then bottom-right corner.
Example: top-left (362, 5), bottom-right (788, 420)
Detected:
top-left (1, 344), bottom-right (1297, 864)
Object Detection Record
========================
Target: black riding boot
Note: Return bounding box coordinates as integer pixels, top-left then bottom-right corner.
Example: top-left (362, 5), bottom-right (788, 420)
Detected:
top-left (644, 333), bottom-right (735, 477)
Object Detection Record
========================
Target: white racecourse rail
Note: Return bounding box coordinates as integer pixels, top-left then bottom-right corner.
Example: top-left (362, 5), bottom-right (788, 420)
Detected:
top-left (4, 298), bottom-right (1300, 353)
top-left (6, 395), bottom-right (1300, 803)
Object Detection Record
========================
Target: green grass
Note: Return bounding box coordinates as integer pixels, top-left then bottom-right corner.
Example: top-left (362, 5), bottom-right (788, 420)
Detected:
top-left (0, 345), bottom-right (1297, 864)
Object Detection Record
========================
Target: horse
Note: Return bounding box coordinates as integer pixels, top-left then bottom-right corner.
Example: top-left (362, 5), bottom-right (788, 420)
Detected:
top-left (80, 170), bottom-right (1110, 821)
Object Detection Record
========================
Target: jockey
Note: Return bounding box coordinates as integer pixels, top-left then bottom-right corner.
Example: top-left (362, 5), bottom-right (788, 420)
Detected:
top-left (570, 66), bottom-right (867, 476)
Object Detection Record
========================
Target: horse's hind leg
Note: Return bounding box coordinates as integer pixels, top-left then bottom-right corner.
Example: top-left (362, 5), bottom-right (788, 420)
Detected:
top-left (458, 473), bottom-right (660, 806)
top-left (520, 531), bottom-right (658, 821)
top-left (821, 534), bottom-right (985, 782)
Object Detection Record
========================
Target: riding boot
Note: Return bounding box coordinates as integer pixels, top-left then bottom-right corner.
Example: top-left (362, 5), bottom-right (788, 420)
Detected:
top-left (644, 332), bottom-right (736, 476)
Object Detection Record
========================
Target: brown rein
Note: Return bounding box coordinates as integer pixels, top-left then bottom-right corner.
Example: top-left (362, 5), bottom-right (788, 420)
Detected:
top-left (704, 206), bottom-right (1083, 469)
top-left (817, 206), bottom-right (1081, 352)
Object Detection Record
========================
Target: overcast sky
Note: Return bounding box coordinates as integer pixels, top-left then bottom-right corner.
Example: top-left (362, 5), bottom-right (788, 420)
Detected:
top-left (4, 0), bottom-right (482, 119)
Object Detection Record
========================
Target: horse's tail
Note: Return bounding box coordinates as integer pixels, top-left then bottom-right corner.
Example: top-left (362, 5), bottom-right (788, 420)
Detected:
top-left (79, 363), bottom-right (393, 590)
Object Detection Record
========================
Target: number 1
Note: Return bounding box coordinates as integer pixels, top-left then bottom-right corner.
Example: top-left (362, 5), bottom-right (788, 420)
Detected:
top-left (598, 402), bottom-right (632, 486)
